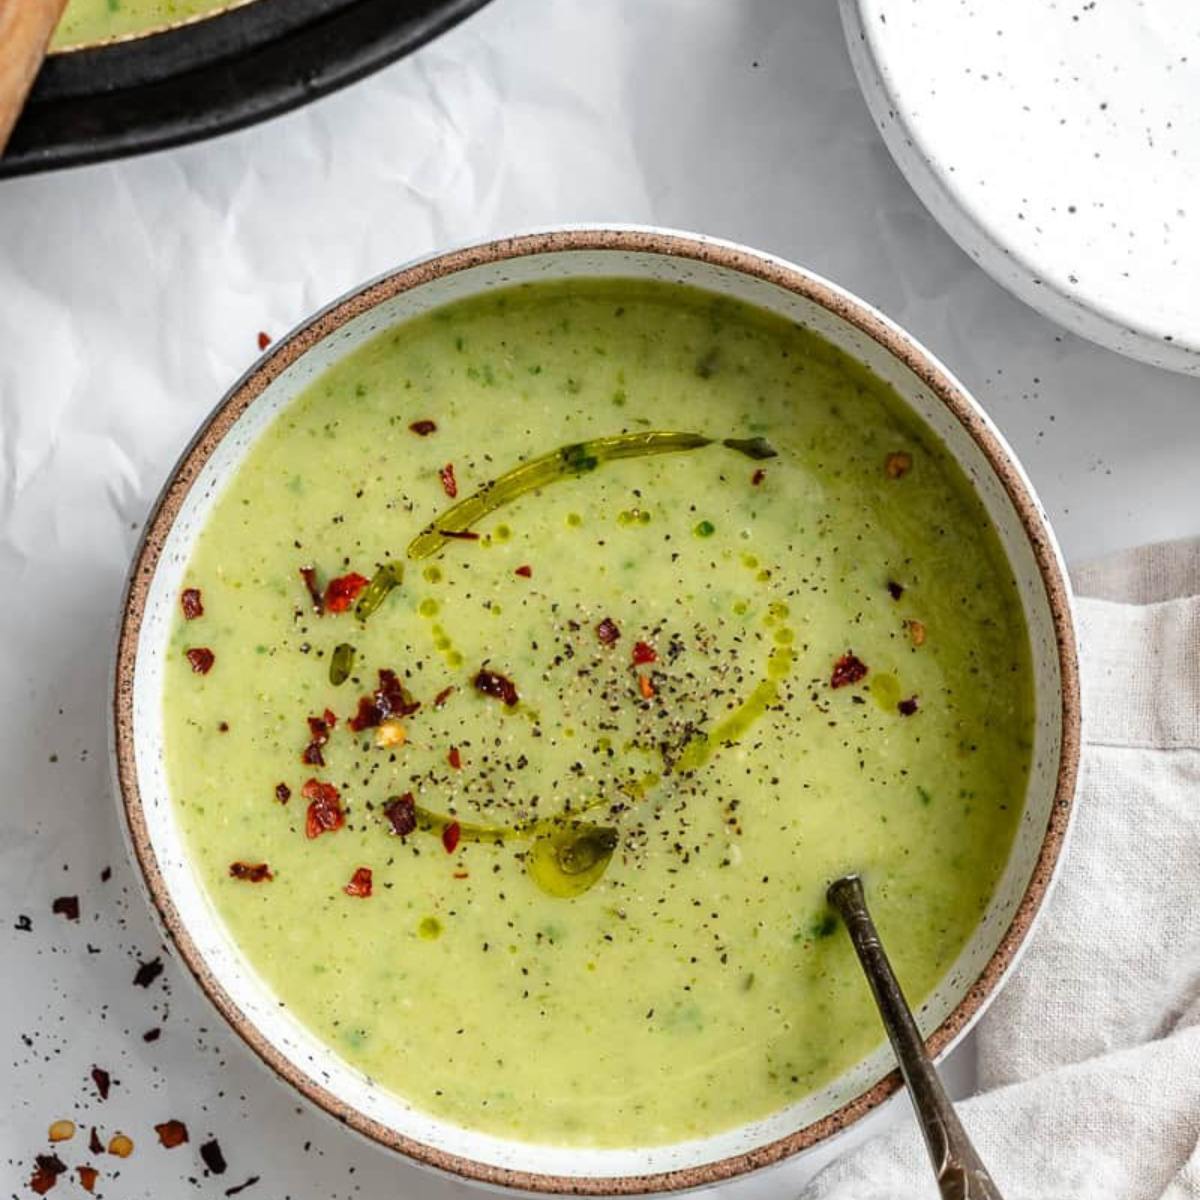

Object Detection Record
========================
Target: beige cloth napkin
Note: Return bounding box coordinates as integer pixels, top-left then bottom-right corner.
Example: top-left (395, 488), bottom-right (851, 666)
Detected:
top-left (804, 538), bottom-right (1200, 1200)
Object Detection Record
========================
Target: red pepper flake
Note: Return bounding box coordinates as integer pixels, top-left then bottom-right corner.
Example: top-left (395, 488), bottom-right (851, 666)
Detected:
top-left (885, 451), bottom-right (913, 479)
top-left (185, 647), bottom-right (214, 674)
top-left (596, 616), bottom-right (621, 645)
top-left (302, 779), bottom-right (344, 838)
top-left (886, 580), bottom-right (905, 600)
top-left (343, 867), bottom-right (373, 897)
top-left (324, 572), bottom-right (369, 613)
top-left (88, 1128), bottom-right (103, 1155)
top-left (229, 861), bottom-right (273, 883)
top-left (301, 708), bottom-right (337, 766)
top-left (348, 668), bottom-right (421, 731)
top-left (275, 782), bottom-right (291, 804)
top-left (133, 957), bottom-right (163, 988)
top-left (638, 674), bottom-right (656, 700)
top-left (439, 528), bottom-right (480, 541)
top-left (29, 1154), bottom-right (66, 1195)
top-left (90, 1066), bottom-right (111, 1099)
top-left (52, 895), bottom-right (79, 922)
top-left (751, 468), bottom-right (766, 486)
top-left (514, 564), bottom-right (533, 578)
top-left (154, 1119), bottom-right (189, 1149)
top-left (299, 565), bottom-right (324, 614)
top-left (409, 419), bottom-right (438, 436)
top-left (142, 1028), bottom-right (161, 1043)
top-left (256, 331), bottom-right (271, 351)
top-left (453, 870), bottom-right (470, 879)
top-left (448, 746), bottom-right (462, 769)
top-left (442, 822), bottom-right (461, 854)
top-left (383, 793), bottom-right (417, 837)
top-left (217, 721), bottom-right (229, 732)
top-left (632, 641), bottom-right (657, 665)
top-left (473, 668), bottom-right (519, 707)
top-left (440, 463), bottom-right (458, 498)
top-left (180, 588), bottom-right (204, 619)
top-left (830, 653), bottom-right (868, 689)
top-left (433, 685), bottom-right (455, 708)
top-left (898, 696), bottom-right (920, 717)
top-left (199, 1138), bottom-right (227, 1175)
top-left (77, 1165), bottom-right (99, 1193)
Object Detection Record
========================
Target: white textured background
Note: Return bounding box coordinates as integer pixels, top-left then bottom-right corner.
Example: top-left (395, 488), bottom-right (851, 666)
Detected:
top-left (1, 1), bottom-right (1198, 1196)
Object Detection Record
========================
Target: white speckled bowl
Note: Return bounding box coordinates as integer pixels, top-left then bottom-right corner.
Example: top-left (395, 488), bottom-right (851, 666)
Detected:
top-left (841, 0), bottom-right (1200, 376)
top-left (113, 228), bottom-right (1080, 1193)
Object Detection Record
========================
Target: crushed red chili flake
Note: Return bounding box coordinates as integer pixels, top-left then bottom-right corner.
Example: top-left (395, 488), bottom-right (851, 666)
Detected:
top-left (199, 1137), bottom-right (227, 1174)
top-left (301, 708), bottom-right (337, 766)
top-left (275, 782), bottom-right (291, 804)
top-left (409, 419), bottom-right (438, 436)
top-left (898, 696), bottom-right (920, 716)
top-left (830, 653), bottom-right (869, 689)
top-left (885, 450), bottom-right (913, 479)
top-left (453, 870), bottom-right (470, 880)
top-left (185, 647), bottom-right (215, 674)
top-left (77, 1165), bottom-right (99, 1193)
top-left (632, 641), bottom-right (657, 665)
top-left (886, 580), bottom-right (905, 600)
top-left (229, 862), bottom-right (273, 883)
top-left (442, 822), bottom-right (461, 854)
top-left (348, 669), bottom-right (421, 731)
top-left (439, 528), bottom-right (480, 540)
top-left (90, 1066), bottom-right (111, 1099)
top-left (181, 588), bottom-right (204, 619)
top-left (155, 1119), bottom-right (189, 1149)
top-left (256, 331), bottom-right (271, 351)
top-left (433, 685), bottom-right (455, 708)
top-left (751, 468), bottom-right (766, 486)
top-left (473, 668), bottom-right (519, 707)
top-left (299, 565), bottom-right (324, 614)
top-left (514, 564), bottom-right (533, 578)
top-left (302, 779), bottom-right (344, 839)
top-left (596, 617), bottom-right (621, 645)
top-left (323, 572), bottom-right (369, 613)
top-left (217, 721), bottom-right (229, 733)
top-left (52, 895), bottom-right (79, 922)
top-left (343, 867), bottom-right (373, 897)
top-left (133, 957), bottom-right (162, 988)
top-left (448, 746), bottom-right (462, 769)
top-left (88, 1128), bottom-right (103, 1155)
top-left (638, 674), bottom-right (656, 700)
top-left (440, 463), bottom-right (458, 498)
top-left (29, 1153), bottom-right (66, 1195)
top-left (383, 793), bottom-right (417, 837)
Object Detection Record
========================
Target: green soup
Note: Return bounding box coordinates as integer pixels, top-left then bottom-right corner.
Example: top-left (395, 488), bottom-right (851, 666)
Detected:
top-left (163, 278), bottom-right (1032, 1147)
top-left (52, 0), bottom-right (236, 50)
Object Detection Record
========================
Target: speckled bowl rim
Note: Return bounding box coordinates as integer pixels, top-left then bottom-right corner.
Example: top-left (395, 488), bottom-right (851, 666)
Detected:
top-left (113, 227), bottom-right (1081, 1195)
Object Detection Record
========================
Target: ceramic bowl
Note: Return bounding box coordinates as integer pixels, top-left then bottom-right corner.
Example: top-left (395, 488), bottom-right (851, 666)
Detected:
top-left (113, 228), bottom-right (1081, 1193)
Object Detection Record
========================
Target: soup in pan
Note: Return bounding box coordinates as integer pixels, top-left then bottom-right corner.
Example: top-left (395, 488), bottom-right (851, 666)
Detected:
top-left (163, 279), bottom-right (1032, 1147)
top-left (52, 0), bottom-right (241, 50)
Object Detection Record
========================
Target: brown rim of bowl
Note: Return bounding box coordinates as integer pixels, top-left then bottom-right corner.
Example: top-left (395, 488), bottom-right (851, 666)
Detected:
top-left (48, 0), bottom-right (259, 54)
top-left (112, 227), bottom-right (1081, 1195)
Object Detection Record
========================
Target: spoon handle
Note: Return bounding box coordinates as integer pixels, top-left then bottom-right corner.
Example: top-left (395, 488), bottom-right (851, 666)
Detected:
top-left (827, 875), bottom-right (1005, 1200)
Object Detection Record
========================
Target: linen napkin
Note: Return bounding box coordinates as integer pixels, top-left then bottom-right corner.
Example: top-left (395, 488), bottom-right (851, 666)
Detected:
top-left (803, 538), bottom-right (1200, 1200)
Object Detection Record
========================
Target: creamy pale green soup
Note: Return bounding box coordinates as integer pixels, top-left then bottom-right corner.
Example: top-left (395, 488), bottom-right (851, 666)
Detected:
top-left (163, 279), bottom-right (1032, 1147)
top-left (52, 0), bottom-right (239, 50)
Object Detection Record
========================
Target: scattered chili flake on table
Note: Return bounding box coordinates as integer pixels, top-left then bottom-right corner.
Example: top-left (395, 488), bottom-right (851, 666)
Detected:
top-left (596, 617), bottom-right (621, 645)
top-left (48, 1120), bottom-right (75, 1142)
top-left (229, 862), bottom-right (273, 883)
top-left (88, 1128), bottom-right (103, 1154)
top-left (154, 1119), bottom-right (189, 1149)
top-left (632, 641), bottom-right (657, 665)
top-left (473, 668), bottom-right (519, 707)
top-left (142, 1028), bottom-right (161, 1043)
top-left (256, 331), bottom-right (271, 351)
top-left (107, 1133), bottom-right (133, 1158)
top-left (302, 779), bottom-right (344, 839)
top-left (433, 685), bottom-right (455, 707)
top-left (302, 708), bottom-right (337, 766)
top-left (133, 957), bottom-right (163, 988)
top-left (185, 647), bottom-right (215, 674)
top-left (343, 867), bottom-right (373, 897)
top-left (180, 588), bottom-right (204, 619)
top-left (440, 463), bottom-right (458, 498)
top-left (514, 564), bottom-right (533, 578)
top-left (383, 793), bottom-right (417, 837)
top-left (447, 746), bottom-right (462, 770)
top-left (751, 468), bottom-right (766, 486)
top-left (830, 653), bottom-right (868, 689)
top-left (638, 674), bottom-right (656, 700)
top-left (898, 696), bottom-right (920, 716)
top-left (299, 565), bottom-right (324, 614)
top-left (90, 1066), bottom-right (111, 1098)
top-left (409, 419), bottom-right (438, 436)
top-left (76, 1165), bottom-right (99, 1193)
top-left (51, 895), bottom-right (79, 922)
top-left (886, 580), bottom-right (905, 600)
top-left (275, 782), bottom-right (291, 804)
top-left (199, 1137), bottom-right (227, 1174)
top-left (348, 668), bottom-right (420, 730)
top-left (442, 822), bottom-right (461, 854)
top-left (29, 1153), bottom-right (66, 1195)
top-left (884, 451), bottom-right (913, 479)
top-left (323, 572), bottom-right (369, 613)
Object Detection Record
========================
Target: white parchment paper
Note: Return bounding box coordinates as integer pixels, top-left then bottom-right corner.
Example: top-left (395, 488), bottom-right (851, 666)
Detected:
top-left (1, 0), bottom-right (1198, 1195)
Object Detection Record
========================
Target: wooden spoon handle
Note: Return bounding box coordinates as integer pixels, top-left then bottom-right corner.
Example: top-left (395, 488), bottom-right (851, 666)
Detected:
top-left (0, 0), bottom-right (69, 154)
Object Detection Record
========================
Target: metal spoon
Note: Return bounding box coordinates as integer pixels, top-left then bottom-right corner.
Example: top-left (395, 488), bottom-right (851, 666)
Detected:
top-left (826, 874), bottom-right (1004, 1200)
